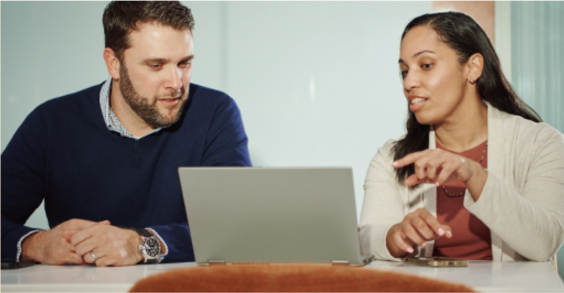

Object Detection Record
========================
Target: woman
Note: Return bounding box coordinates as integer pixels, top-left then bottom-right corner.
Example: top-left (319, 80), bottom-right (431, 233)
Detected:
top-left (359, 12), bottom-right (564, 261)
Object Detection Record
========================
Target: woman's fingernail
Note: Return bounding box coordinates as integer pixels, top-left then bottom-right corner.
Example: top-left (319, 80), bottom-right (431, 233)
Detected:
top-left (446, 231), bottom-right (452, 238)
top-left (406, 247), bottom-right (414, 253)
top-left (435, 182), bottom-right (440, 187)
top-left (392, 161), bottom-right (398, 166)
top-left (438, 228), bottom-right (445, 236)
top-left (421, 242), bottom-right (427, 248)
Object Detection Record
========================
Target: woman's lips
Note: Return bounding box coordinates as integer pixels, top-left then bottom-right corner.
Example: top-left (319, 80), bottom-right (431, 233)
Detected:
top-left (409, 97), bottom-right (427, 112)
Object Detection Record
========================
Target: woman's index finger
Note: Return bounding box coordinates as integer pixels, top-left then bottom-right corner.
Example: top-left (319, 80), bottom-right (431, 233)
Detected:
top-left (392, 149), bottom-right (430, 168)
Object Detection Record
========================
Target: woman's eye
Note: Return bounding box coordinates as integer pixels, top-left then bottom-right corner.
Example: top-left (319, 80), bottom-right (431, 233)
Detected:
top-left (400, 70), bottom-right (408, 79)
top-left (421, 63), bottom-right (433, 69)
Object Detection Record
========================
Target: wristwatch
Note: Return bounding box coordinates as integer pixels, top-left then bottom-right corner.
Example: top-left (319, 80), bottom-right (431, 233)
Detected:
top-left (134, 228), bottom-right (162, 264)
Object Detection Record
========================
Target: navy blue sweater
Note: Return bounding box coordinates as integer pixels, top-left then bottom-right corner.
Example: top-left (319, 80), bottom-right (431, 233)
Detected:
top-left (1, 82), bottom-right (251, 262)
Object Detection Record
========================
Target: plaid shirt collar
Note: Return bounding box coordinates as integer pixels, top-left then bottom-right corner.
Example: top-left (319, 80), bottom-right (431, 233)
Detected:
top-left (99, 77), bottom-right (163, 139)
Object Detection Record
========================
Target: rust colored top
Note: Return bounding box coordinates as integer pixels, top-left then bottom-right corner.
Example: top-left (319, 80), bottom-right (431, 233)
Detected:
top-left (433, 140), bottom-right (493, 260)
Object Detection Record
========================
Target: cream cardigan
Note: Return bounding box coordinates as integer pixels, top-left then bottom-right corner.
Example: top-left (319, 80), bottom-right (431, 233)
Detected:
top-left (359, 104), bottom-right (564, 261)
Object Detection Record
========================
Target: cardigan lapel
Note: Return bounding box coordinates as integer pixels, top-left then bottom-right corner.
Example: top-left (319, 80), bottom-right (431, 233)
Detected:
top-left (484, 102), bottom-right (507, 261)
top-left (420, 103), bottom-right (506, 260)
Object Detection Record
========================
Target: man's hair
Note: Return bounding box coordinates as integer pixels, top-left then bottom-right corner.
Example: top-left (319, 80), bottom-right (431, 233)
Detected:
top-left (103, 1), bottom-right (195, 61)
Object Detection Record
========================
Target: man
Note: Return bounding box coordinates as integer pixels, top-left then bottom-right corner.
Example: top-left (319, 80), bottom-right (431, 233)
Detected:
top-left (1, 1), bottom-right (251, 266)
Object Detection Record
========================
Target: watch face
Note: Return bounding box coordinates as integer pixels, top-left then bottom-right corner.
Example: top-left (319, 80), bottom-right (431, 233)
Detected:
top-left (145, 238), bottom-right (160, 258)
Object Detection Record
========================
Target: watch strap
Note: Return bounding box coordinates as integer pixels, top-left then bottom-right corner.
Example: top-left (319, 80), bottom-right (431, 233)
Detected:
top-left (135, 228), bottom-right (154, 237)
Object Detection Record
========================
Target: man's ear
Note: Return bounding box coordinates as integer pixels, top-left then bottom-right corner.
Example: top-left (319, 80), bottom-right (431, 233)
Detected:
top-left (103, 48), bottom-right (121, 80)
top-left (466, 53), bottom-right (484, 82)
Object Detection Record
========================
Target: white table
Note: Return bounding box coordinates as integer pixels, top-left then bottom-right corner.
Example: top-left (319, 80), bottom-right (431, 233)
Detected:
top-left (2, 260), bottom-right (563, 292)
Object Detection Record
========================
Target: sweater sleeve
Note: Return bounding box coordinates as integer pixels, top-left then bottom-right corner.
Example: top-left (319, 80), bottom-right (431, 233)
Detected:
top-left (1, 107), bottom-right (49, 260)
top-left (201, 95), bottom-right (252, 167)
top-left (359, 139), bottom-right (405, 261)
top-left (146, 224), bottom-right (194, 263)
top-left (464, 124), bottom-right (564, 261)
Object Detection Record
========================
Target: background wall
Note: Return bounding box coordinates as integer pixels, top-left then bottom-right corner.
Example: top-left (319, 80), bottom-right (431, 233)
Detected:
top-left (1, 1), bottom-right (430, 229)
top-left (2, 2), bottom-right (563, 279)
top-left (509, 1), bottom-right (564, 281)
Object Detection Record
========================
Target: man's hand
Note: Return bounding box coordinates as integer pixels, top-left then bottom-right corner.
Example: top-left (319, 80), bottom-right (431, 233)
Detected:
top-left (386, 208), bottom-right (452, 258)
top-left (68, 224), bottom-right (143, 267)
top-left (21, 219), bottom-right (109, 265)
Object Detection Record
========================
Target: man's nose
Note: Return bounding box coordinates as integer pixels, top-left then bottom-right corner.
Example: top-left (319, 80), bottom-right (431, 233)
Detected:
top-left (165, 67), bottom-right (183, 92)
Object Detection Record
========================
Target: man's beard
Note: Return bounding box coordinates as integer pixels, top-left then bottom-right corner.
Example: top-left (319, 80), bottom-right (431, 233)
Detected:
top-left (119, 64), bottom-right (188, 128)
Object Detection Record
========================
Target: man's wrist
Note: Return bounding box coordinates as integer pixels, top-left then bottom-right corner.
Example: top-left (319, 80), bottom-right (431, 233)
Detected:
top-left (146, 228), bottom-right (167, 255)
top-left (134, 228), bottom-right (163, 264)
top-left (130, 229), bottom-right (144, 264)
top-left (21, 230), bottom-right (42, 261)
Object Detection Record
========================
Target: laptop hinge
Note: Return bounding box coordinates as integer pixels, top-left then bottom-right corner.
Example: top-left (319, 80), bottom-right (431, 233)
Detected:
top-left (208, 260), bottom-right (226, 265)
top-left (332, 260), bottom-right (349, 265)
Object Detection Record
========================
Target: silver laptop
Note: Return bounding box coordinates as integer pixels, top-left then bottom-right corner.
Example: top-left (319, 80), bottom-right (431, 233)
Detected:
top-left (178, 167), bottom-right (373, 265)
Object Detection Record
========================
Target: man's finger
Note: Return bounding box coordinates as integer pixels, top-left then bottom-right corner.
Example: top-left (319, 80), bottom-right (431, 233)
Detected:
top-left (58, 241), bottom-right (85, 265)
top-left (85, 249), bottom-right (106, 264)
top-left (61, 229), bottom-right (79, 240)
top-left (95, 255), bottom-right (115, 267)
top-left (61, 218), bottom-right (99, 230)
top-left (65, 252), bottom-right (85, 265)
top-left (74, 237), bottom-right (100, 257)
top-left (69, 225), bottom-right (101, 246)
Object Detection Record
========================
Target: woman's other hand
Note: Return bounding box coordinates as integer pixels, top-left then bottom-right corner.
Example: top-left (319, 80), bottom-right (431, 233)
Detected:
top-left (386, 208), bottom-right (452, 258)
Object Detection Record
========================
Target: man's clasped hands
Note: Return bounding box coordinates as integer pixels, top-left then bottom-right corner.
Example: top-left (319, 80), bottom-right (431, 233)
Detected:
top-left (21, 219), bottom-right (146, 267)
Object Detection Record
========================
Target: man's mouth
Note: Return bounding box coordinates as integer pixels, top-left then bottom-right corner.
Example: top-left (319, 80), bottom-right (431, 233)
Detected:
top-left (159, 98), bottom-right (180, 107)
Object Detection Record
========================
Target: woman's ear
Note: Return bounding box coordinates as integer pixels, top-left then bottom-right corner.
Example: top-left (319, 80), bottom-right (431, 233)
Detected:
top-left (467, 53), bottom-right (484, 84)
top-left (103, 48), bottom-right (121, 81)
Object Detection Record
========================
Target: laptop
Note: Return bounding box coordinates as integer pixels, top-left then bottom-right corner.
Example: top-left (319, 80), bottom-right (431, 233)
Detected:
top-left (178, 167), bottom-right (373, 265)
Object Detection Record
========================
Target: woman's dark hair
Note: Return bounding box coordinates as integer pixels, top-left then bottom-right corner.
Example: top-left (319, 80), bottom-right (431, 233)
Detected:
top-left (393, 11), bottom-right (541, 185)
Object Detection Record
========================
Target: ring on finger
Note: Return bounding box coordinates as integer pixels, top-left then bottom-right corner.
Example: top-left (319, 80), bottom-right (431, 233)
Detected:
top-left (90, 251), bottom-right (99, 261)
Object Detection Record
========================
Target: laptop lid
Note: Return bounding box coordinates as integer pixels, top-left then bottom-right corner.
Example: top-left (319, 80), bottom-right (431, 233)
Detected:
top-left (178, 167), bottom-right (368, 265)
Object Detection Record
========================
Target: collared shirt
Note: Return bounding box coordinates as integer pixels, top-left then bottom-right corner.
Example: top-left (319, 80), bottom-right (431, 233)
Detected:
top-left (99, 77), bottom-right (164, 139)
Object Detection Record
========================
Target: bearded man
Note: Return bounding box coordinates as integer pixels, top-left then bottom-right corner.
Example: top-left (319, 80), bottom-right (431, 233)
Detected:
top-left (1, 1), bottom-right (251, 267)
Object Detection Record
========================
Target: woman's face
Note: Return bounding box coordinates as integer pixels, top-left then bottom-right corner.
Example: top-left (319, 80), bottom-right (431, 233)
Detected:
top-left (399, 25), bottom-right (469, 125)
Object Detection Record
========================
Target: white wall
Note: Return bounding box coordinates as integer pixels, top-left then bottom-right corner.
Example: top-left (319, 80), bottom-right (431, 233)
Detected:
top-left (1, 1), bottom-right (431, 229)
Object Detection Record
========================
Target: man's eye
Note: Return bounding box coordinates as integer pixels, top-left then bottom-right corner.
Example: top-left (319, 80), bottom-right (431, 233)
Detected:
top-left (179, 62), bottom-right (191, 68)
top-left (151, 64), bottom-right (162, 69)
